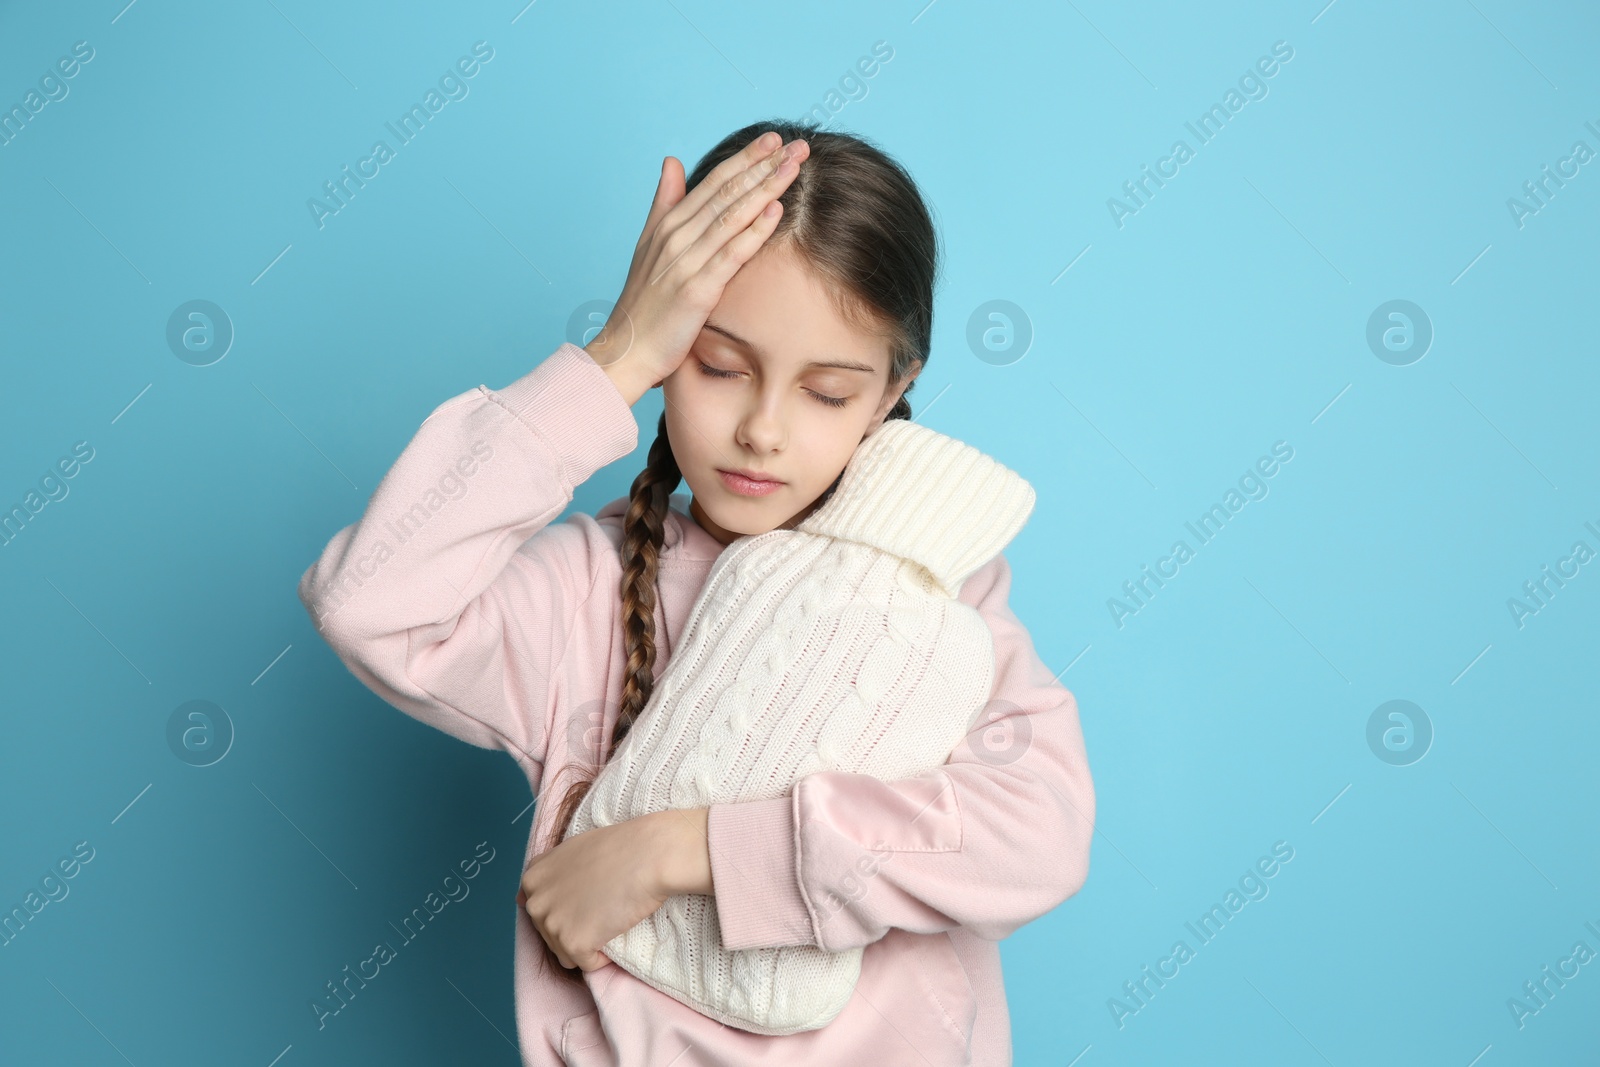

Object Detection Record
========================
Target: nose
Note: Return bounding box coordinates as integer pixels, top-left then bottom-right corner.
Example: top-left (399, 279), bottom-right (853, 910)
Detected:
top-left (734, 388), bottom-right (787, 455)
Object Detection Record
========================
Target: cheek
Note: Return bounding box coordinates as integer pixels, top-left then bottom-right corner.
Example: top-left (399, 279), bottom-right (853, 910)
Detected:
top-left (664, 366), bottom-right (719, 414)
top-left (661, 386), bottom-right (721, 467)
top-left (794, 429), bottom-right (857, 487)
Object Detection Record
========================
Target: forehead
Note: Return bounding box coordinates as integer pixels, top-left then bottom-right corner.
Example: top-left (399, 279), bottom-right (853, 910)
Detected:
top-left (705, 244), bottom-right (890, 373)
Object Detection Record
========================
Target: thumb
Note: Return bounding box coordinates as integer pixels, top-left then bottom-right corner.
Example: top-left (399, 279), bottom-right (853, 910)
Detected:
top-left (643, 155), bottom-right (685, 233)
top-left (659, 155), bottom-right (686, 205)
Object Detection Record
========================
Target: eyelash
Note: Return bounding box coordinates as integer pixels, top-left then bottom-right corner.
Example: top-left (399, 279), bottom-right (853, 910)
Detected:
top-left (695, 360), bottom-right (850, 408)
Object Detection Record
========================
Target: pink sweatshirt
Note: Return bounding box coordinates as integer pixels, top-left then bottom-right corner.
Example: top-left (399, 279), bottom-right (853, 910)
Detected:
top-left (297, 341), bottom-right (1096, 1066)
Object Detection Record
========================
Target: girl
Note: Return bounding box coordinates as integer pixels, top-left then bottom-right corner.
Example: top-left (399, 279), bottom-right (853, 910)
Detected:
top-left (299, 119), bottom-right (1095, 1067)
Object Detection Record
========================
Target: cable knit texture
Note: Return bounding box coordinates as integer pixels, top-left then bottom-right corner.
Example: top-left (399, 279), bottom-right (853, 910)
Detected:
top-left (564, 417), bottom-right (1036, 1034)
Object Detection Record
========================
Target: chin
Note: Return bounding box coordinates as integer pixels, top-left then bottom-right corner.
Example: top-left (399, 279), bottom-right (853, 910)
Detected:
top-left (688, 491), bottom-right (761, 537)
top-left (707, 498), bottom-right (774, 528)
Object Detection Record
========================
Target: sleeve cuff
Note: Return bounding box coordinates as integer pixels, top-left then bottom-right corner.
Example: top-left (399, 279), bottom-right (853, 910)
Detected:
top-left (490, 342), bottom-right (639, 488)
top-left (707, 795), bottom-right (817, 951)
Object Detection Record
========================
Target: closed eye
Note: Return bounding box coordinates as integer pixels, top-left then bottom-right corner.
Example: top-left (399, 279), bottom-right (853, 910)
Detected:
top-left (695, 359), bottom-right (849, 408)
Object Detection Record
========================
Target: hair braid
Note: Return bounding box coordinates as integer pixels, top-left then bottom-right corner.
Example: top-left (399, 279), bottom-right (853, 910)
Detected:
top-left (532, 411), bottom-right (680, 981)
top-left (612, 411), bottom-right (682, 743)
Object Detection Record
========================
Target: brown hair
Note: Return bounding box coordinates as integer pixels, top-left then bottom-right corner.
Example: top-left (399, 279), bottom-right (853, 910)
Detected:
top-left (532, 118), bottom-right (938, 980)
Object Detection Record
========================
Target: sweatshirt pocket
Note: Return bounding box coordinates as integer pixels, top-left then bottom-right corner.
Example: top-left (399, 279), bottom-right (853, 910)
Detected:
top-left (905, 930), bottom-right (979, 1061)
top-left (560, 1008), bottom-right (615, 1067)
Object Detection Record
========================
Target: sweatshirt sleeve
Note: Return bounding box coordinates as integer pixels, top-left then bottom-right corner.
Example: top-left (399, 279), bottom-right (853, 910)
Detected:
top-left (706, 552), bottom-right (1095, 952)
top-left (296, 342), bottom-right (638, 770)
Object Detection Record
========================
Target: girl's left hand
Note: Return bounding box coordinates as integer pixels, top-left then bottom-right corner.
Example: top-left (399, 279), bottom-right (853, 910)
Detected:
top-left (517, 812), bottom-right (678, 972)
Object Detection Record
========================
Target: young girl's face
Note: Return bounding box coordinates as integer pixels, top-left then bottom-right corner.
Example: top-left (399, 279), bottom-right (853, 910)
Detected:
top-left (662, 242), bottom-right (919, 547)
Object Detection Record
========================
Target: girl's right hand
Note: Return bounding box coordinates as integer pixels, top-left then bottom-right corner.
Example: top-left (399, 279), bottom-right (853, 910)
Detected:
top-left (584, 130), bottom-right (810, 405)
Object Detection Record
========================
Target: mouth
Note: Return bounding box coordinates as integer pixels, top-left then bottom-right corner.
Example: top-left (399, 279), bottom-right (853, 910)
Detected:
top-left (717, 468), bottom-right (785, 497)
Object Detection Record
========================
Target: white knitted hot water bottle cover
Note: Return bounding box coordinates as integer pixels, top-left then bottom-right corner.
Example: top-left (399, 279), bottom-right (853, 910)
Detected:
top-left (563, 417), bottom-right (1036, 1035)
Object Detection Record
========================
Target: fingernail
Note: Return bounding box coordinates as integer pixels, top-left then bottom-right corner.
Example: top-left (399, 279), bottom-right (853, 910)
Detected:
top-left (759, 131), bottom-right (780, 150)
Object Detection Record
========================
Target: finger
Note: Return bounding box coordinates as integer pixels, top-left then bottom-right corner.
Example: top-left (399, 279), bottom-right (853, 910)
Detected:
top-left (683, 139), bottom-right (794, 249)
top-left (537, 926), bottom-right (573, 969)
top-left (636, 155), bottom-right (686, 254)
top-left (717, 138), bottom-right (806, 230)
top-left (649, 140), bottom-right (803, 291)
top-left (689, 141), bottom-right (804, 270)
top-left (698, 198), bottom-right (785, 291)
top-left (643, 139), bottom-right (800, 292)
top-left (662, 130), bottom-right (785, 235)
top-left (678, 130), bottom-right (780, 216)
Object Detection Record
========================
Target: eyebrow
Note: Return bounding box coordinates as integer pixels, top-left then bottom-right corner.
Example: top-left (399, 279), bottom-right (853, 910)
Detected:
top-left (702, 321), bottom-right (879, 374)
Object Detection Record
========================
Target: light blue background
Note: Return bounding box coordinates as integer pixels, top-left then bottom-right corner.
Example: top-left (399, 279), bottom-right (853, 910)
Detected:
top-left (2, 0), bottom-right (1596, 1063)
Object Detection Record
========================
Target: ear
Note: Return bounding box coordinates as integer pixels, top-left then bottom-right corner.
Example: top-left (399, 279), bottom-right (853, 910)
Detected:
top-left (867, 362), bottom-right (922, 431)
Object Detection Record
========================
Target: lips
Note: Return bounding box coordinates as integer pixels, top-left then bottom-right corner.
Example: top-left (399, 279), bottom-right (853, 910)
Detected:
top-left (717, 468), bottom-right (784, 497)
top-left (720, 468), bottom-right (782, 484)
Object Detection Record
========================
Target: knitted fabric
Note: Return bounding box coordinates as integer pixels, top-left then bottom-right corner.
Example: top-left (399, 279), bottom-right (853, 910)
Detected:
top-left (563, 417), bottom-right (1036, 1035)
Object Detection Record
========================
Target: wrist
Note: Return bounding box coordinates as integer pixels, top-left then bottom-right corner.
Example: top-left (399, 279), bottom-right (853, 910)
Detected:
top-left (607, 365), bottom-right (647, 407)
top-left (585, 336), bottom-right (656, 407)
top-left (650, 807), bottom-right (712, 897)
